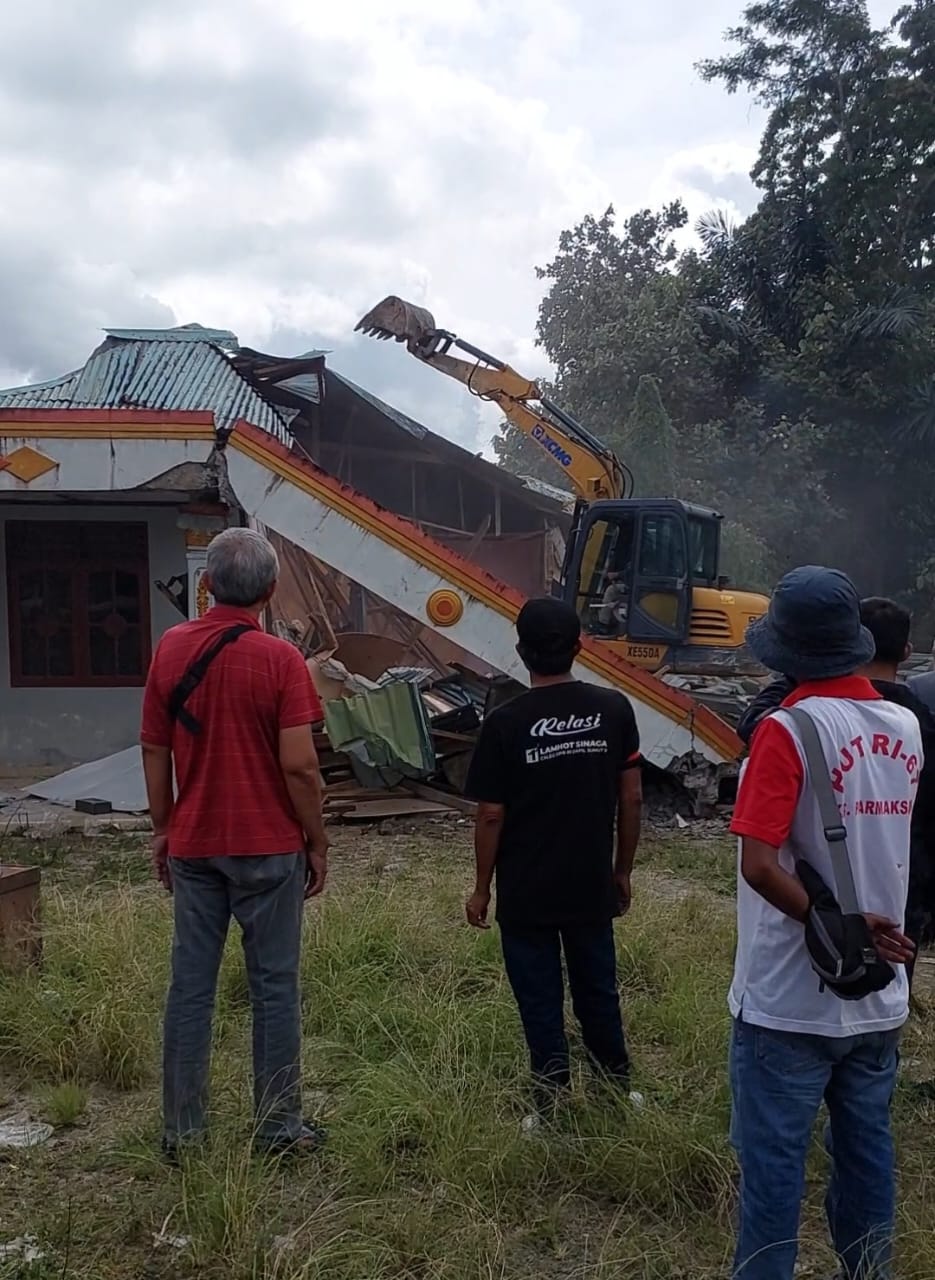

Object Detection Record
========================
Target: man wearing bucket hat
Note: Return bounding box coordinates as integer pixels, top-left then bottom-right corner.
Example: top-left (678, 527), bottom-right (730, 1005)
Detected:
top-left (728, 566), bottom-right (921, 1280)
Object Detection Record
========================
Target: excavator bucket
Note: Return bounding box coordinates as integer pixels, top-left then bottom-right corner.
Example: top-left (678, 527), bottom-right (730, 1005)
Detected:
top-left (355, 296), bottom-right (438, 351)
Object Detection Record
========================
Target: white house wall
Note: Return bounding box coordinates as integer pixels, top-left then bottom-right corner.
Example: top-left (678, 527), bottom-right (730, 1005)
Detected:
top-left (0, 435), bottom-right (213, 495)
top-left (0, 504), bottom-right (187, 768)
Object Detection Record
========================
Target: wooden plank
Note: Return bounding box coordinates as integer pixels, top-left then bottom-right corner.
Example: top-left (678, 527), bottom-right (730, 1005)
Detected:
top-left (0, 865), bottom-right (41, 972)
top-left (403, 782), bottom-right (476, 817)
top-left (341, 797), bottom-right (456, 821)
top-left (0, 866), bottom-right (41, 893)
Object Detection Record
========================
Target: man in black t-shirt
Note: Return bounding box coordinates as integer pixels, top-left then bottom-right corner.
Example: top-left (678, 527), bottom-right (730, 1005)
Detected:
top-left (465, 598), bottom-right (643, 1110)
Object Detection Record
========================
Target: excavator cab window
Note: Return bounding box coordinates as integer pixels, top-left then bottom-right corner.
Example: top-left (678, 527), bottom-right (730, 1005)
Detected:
top-left (628, 509), bottom-right (691, 643)
top-left (565, 501), bottom-right (692, 647)
top-left (571, 512), bottom-right (636, 638)
top-left (687, 515), bottom-right (719, 585)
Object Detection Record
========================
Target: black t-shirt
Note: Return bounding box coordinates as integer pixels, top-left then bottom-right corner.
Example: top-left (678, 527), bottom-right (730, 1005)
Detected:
top-left (464, 681), bottom-right (641, 929)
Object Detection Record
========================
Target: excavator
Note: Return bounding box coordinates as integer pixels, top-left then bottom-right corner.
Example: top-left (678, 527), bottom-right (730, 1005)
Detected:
top-left (356, 296), bottom-right (768, 677)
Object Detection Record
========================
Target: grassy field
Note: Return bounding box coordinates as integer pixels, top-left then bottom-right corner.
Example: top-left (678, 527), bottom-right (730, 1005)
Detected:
top-left (0, 822), bottom-right (933, 1279)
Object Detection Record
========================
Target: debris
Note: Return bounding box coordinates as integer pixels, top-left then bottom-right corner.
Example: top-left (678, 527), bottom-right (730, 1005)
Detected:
top-left (324, 681), bottom-right (436, 787)
top-left (661, 673), bottom-right (759, 728)
top-left (675, 814), bottom-right (689, 830)
top-left (307, 655), bottom-right (380, 702)
top-left (74, 798), bottom-right (112, 815)
top-left (0, 1116), bottom-right (53, 1149)
top-left (376, 666), bottom-right (435, 688)
top-left (404, 782), bottom-right (476, 817)
top-left (340, 797), bottom-right (454, 822)
top-left (0, 1236), bottom-right (44, 1263)
top-left (153, 1231), bottom-right (192, 1250)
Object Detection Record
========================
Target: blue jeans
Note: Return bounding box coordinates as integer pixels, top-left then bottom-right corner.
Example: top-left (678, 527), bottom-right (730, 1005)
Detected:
top-left (163, 853), bottom-right (306, 1147)
top-left (730, 1017), bottom-right (901, 1280)
top-left (500, 922), bottom-right (630, 1100)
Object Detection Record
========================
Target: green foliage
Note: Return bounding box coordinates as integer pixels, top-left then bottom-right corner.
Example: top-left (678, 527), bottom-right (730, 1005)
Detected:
top-left (719, 522), bottom-right (776, 596)
top-left (495, 0), bottom-right (935, 614)
top-left (623, 376), bottom-right (677, 498)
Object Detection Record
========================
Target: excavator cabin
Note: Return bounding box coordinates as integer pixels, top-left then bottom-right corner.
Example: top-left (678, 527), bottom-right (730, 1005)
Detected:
top-left (561, 498), bottom-right (765, 674)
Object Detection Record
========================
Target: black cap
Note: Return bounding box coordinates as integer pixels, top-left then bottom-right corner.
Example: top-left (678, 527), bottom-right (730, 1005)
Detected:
top-left (516, 597), bottom-right (581, 655)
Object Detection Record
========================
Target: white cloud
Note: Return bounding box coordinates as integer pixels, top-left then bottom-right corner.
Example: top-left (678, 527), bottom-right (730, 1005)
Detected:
top-left (0, 0), bottom-right (906, 461)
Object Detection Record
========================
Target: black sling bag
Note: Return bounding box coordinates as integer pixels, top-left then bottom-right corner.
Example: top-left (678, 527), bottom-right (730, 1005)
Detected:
top-left (167, 625), bottom-right (252, 735)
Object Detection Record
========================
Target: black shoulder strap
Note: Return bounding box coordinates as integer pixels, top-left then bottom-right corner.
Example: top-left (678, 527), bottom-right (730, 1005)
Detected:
top-left (168, 624), bottom-right (252, 736)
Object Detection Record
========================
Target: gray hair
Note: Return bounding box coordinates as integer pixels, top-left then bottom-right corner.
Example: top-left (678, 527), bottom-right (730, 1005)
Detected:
top-left (206, 528), bottom-right (279, 607)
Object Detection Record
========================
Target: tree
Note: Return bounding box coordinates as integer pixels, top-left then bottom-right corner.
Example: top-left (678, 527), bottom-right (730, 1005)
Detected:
top-left (622, 375), bottom-right (677, 497)
top-left (698, 1), bottom-right (935, 291)
top-left (698, 0), bottom-right (935, 596)
top-left (494, 0), bottom-right (935, 617)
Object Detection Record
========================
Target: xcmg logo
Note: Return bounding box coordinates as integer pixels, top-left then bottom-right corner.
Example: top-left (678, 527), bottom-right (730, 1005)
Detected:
top-left (531, 424), bottom-right (573, 468)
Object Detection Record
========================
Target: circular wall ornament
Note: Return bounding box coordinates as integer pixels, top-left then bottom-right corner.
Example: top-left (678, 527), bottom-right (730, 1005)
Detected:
top-left (426, 589), bottom-right (464, 627)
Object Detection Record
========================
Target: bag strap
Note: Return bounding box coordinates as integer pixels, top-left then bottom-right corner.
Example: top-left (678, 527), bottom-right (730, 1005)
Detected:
top-left (786, 706), bottom-right (861, 915)
top-left (167, 624), bottom-right (252, 735)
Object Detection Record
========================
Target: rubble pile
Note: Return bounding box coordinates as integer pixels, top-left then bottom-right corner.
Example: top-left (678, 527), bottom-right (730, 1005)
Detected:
top-left (662, 673), bottom-right (764, 727)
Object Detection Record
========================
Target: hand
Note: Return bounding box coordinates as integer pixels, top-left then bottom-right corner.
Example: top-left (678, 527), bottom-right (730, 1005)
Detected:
top-left (152, 834), bottom-right (172, 894)
top-left (304, 839), bottom-right (329, 900)
top-left (466, 889), bottom-right (491, 929)
top-left (864, 913), bottom-right (916, 966)
top-left (615, 871), bottom-right (632, 916)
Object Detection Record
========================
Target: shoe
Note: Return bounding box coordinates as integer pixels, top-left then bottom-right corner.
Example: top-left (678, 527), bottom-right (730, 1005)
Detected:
top-left (255, 1119), bottom-right (328, 1158)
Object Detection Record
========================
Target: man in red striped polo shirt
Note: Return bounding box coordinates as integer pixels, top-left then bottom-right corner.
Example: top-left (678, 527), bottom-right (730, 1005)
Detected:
top-left (141, 527), bottom-right (328, 1158)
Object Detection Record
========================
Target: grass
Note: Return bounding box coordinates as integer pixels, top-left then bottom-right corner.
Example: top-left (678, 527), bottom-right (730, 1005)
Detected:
top-left (0, 824), bottom-right (932, 1278)
top-left (38, 1081), bottom-right (89, 1128)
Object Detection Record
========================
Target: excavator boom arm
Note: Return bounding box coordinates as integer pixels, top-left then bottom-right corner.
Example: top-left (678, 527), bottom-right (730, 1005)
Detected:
top-left (417, 348), bottom-right (624, 501)
top-left (356, 296), bottom-right (629, 502)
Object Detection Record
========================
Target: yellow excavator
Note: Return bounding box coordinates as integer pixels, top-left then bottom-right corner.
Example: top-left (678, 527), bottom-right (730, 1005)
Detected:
top-left (356, 296), bottom-right (769, 676)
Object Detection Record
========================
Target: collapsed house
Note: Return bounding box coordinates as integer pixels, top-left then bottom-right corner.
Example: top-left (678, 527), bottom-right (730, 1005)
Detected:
top-left (0, 324), bottom-right (569, 771)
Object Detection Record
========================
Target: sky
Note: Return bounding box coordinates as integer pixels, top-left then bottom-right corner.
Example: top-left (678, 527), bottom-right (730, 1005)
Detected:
top-left (0, 0), bottom-right (902, 456)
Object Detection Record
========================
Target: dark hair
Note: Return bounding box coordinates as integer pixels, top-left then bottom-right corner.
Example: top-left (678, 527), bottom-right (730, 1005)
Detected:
top-left (859, 596), bottom-right (911, 666)
top-left (515, 597), bottom-right (580, 676)
top-left (517, 641), bottom-right (576, 678)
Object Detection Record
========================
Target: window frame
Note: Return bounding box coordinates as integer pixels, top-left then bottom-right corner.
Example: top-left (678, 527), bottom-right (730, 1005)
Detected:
top-left (6, 520), bottom-right (152, 689)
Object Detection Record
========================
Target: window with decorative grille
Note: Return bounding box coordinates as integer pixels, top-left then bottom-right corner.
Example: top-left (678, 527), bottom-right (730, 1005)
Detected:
top-left (6, 521), bottom-right (151, 687)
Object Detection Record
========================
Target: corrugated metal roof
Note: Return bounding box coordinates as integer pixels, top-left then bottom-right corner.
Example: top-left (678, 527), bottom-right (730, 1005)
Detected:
top-left (104, 323), bottom-right (238, 347)
top-left (0, 325), bottom-right (291, 435)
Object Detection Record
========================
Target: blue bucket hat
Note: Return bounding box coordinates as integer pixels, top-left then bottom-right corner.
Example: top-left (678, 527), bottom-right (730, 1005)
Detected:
top-left (746, 565), bottom-right (875, 680)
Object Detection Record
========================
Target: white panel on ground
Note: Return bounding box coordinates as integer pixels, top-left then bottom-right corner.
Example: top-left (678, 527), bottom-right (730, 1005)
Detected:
top-left (29, 747), bottom-right (147, 813)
